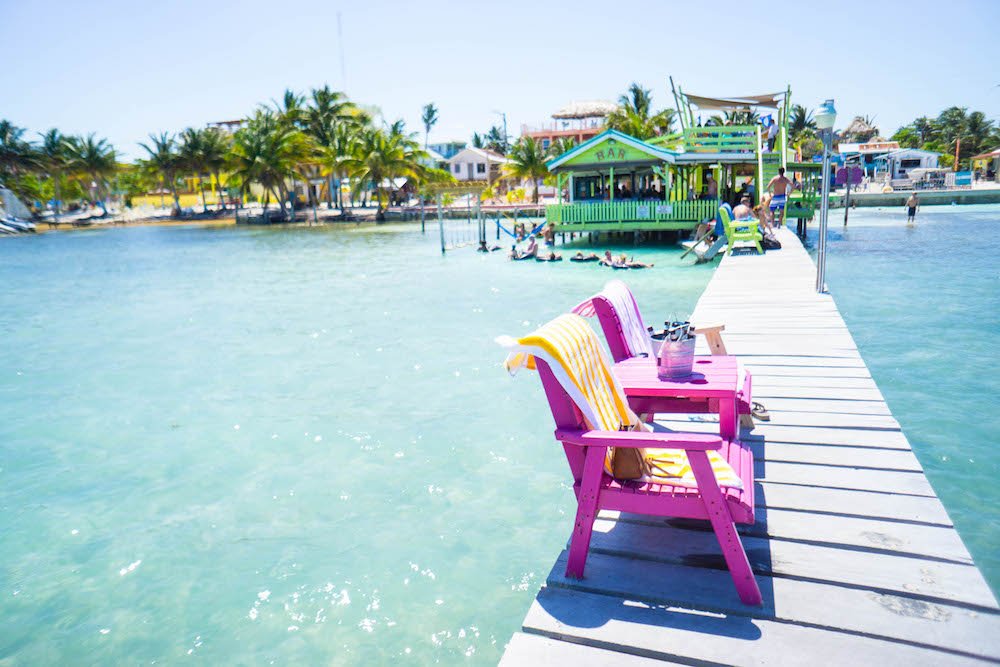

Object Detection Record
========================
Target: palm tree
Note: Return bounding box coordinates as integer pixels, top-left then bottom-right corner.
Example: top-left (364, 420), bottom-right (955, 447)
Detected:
top-left (139, 132), bottom-right (183, 215)
top-left (342, 121), bottom-right (431, 222)
top-left (504, 137), bottom-right (549, 204)
top-left (179, 128), bottom-right (210, 212)
top-left (0, 120), bottom-right (37, 179)
top-left (229, 110), bottom-right (313, 218)
top-left (421, 103), bottom-right (438, 149)
top-left (66, 134), bottom-right (116, 215)
top-left (38, 129), bottom-right (69, 217)
top-left (304, 86), bottom-right (359, 209)
top-left (547, 137), bottom-right (577, 159)
top-left (606, 83), bottom-right (676, 139)
top-left (273, 89), bottom-right (307, 129)
top-left (963, 111), bottom-right (995, 158)
top-left (320, 123), bottom-right (359, 213)
top-left (199, 127), bottom-right (231, 211)
top-left (787, 105), bottom-right (816, 144)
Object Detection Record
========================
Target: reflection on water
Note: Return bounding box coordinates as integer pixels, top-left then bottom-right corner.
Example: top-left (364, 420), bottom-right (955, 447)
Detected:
top-left (0, 223), bottom-right (710, 664)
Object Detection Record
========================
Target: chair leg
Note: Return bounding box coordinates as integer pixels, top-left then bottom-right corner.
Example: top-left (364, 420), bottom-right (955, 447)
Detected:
top-left (689, 451), bottom-right (762, 605)
top-left (565, 446), bottom-right (605, 579)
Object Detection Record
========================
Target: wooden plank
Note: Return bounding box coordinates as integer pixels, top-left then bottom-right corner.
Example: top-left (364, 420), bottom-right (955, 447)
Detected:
top-left (600, 508), bottom-right (972, 563)
top-left (501, 632), bottom-right (673, 666)
top-left (749, 442), bottom-right (924, 472)
top-left (526, 587), bottom-right (999, 666)
top-left (654, 418), bottom-right (912, 450)
top-left (584, 518), bottom-right (994, 608)
top-left (752, 397), bottom-right (893, 414)
top-left (756, 479), bottom-right (955, 525)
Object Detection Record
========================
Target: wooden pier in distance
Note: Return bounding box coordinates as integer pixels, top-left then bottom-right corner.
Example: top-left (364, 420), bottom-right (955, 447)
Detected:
top-left (501, 228), bottom-right (1000, 665)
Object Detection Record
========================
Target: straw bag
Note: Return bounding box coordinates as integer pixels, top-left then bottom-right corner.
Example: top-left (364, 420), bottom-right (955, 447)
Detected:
top-left (611, 424), bottom-right (647, 480)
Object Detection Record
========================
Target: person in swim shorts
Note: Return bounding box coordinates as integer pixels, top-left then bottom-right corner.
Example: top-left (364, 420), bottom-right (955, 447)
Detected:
top-left (906, 193), bottom-right (919, 223)
top-left (766, 167), bottom-right (796, 227)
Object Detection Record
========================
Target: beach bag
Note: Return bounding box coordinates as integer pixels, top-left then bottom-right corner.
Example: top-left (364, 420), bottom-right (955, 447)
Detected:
top-left (611, 424), bottom-right (647, 480)
top-left (763, 235), bottom-right (782, 250)
top-left (611, 445), bottom-right (646, 480)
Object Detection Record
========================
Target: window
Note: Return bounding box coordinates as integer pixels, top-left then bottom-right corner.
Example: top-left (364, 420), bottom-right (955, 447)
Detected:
top-left (541, 139), bottom-right (551, 150)
top-left (900, 158), bottom-right (921, 169)
top-left (453, 163), bottom-right (461, 174)
top-left (476, 163), bottom-right (486, 174)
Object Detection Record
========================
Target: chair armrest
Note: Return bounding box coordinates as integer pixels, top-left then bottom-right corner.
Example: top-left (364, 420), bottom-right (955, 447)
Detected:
top-left (691, 323), bottom-right (725, 335)
top-left (554, 428), bottom-right (723, 451)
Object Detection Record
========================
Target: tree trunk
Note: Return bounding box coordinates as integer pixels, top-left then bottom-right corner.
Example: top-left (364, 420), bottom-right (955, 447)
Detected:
top-left (53, 172), bottom-right (62, 218)
top-left (170, 182), bottom-right (181, 217)
top-left (95, 176), bottom-right (108, 215)
top-left (214, 169), bottom-right (226, 211)
top-left (326, 174), bottom-right (334, 210)
top-left (533, 177), bottom-right (540, 204)
top-left (199, 177), bottom-right (209, 213)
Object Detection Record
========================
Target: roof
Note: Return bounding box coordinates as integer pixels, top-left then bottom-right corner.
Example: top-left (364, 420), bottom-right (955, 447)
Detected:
top-left (871, 148), bottom-right (940, 162)
top-left (971, 147), bottom-right (1000, 159)
top-left (551, 100), bottom-right (618, 119)
top-left (838, 141), bottom-right (901, 155)
top-left (448, 147), bottom-right (510, 163)
top-left (684, 92), bottom-right (785, 111)
top-left (546, 129), bottom-right (677, 171)
top-left (424, 147), bottom-right (447, 162)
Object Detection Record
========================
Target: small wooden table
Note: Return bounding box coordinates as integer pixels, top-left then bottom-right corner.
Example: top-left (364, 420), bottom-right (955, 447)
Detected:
top-left (612, 355), bottom-right (741, 441)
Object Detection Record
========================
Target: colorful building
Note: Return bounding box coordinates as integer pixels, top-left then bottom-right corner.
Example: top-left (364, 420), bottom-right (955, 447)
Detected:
top-left (543, 85), bottom-right (821, 234)
top-left (521, 100), bottom-right (616, 152)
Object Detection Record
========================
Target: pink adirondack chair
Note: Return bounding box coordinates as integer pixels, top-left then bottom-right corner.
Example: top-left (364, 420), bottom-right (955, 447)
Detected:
top-left (573, 280), bottom-right (763, 426)
top-left (500, 315), bottom-right (761, 605)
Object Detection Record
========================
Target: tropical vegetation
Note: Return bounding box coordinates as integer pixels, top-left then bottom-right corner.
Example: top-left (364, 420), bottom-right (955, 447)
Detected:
top-left (0, 85), bottom-right (451, 222)
top-left (606, 83), bottom-right (676, 139)
top-left (891, 107), bottom-right (1000, 168)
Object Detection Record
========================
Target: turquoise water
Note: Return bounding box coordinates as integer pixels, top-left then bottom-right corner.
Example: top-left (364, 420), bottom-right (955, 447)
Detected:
top-left (0, 223), bottom-right (712, 664)
top-left (811, 204), bottom-right (1000, 595)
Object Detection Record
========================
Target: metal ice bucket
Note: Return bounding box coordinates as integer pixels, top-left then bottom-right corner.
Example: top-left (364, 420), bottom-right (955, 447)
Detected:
top-left (651, 335), bottom-right (696, 379)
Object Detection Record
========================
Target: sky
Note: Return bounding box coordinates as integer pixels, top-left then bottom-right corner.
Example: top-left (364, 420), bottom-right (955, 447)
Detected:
top-left (2, 0), bottom-right (998, 161)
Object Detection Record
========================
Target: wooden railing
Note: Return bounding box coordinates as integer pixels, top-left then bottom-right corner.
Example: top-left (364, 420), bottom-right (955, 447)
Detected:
top-left (682, 126), bottom-right (758, 153)
top-left (546, 199), bottom-right (720, 225)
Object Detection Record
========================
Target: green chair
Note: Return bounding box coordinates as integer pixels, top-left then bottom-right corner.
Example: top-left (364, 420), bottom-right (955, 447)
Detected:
top-left (719, 204), bottom-right (763, 255)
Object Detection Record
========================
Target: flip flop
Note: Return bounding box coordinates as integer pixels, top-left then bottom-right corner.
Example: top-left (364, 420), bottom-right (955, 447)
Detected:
top-left (751, 401), bottom-right (770, 421)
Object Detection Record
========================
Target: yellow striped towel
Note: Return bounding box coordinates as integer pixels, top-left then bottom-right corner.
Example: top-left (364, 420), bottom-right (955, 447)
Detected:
top-left (498, 314), bottom-right (742, 489)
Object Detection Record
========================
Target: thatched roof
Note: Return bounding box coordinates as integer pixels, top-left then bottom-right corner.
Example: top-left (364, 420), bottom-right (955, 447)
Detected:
top-left (551, 100), bottom-right (618, 119)
top-left (842, 116), bottom-right (878, 139)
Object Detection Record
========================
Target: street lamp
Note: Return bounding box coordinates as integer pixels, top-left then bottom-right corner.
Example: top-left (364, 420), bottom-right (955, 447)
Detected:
top-left (814, 99), bottom-right (837, 293)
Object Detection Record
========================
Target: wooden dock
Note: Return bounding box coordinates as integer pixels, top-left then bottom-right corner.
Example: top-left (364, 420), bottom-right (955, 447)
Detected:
top-left (501, 228), bottom-right (1000, 665)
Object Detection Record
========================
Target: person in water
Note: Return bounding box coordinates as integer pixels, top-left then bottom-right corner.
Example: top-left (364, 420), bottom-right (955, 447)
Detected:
top-left (626, 256), bottom-right (654, 268)
top-left (572, 251), bottom-right (600, 261)
top-left (523, 236), bottom-right (538, 258)
top-left (906, 193), bottom-right (919, 223)
top-left (600, 250), bottom-right (615, 266)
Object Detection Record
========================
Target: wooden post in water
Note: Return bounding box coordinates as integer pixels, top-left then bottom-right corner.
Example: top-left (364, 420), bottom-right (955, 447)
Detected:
top-left (843, 176), bottom-right (851, 226)
top-left (437, 193), bottom-right (445, 254)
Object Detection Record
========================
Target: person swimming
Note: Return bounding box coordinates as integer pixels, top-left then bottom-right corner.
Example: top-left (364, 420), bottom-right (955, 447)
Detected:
top-left (571, 251), bottom-right (600, 262)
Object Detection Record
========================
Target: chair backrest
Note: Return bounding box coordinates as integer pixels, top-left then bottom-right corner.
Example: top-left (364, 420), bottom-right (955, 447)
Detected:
top-left (718, 204), bottom-right (735, 234)
top-left (572, 280), bottom-right (653, 363)
top-left (500, 313), bottom-right (640, 483)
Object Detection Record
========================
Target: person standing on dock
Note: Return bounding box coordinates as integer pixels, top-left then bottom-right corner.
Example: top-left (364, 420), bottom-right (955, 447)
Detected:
top-left (906, 193), bottom-right (919, 223)
top-left (766, 168), bottom-right (796, 227)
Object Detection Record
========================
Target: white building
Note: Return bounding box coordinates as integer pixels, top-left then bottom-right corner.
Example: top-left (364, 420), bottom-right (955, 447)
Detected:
top-left (873, 148), bottom-right (940, 180)
top-left (447, 147), bottom-right (510, 183)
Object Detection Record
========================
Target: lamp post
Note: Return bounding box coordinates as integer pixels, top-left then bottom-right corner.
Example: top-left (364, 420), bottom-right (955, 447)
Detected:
top-left (814, 99), bottom-right (837, 293)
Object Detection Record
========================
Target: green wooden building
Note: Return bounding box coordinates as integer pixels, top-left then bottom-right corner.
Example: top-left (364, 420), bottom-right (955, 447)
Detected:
top-left (544, 85), bottom-right (821, 235)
